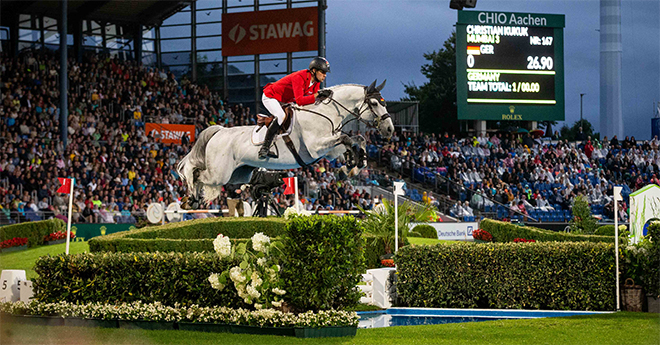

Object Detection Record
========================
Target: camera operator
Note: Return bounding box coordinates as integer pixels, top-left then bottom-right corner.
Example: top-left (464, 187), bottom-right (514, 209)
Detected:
top-left (226, 183), bottom-right (247, 217)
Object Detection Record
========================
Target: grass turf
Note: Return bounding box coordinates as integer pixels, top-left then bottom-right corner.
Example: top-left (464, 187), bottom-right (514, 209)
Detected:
top-left (0, 241), bottom-right (90, 280)
top-left (0, 312), bottom-right (658, 345)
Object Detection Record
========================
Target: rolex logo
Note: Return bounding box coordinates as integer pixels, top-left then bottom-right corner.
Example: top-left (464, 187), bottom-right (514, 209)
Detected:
top-left (509, 106), bottom-right (515, 114)
top-left (228, 24), bottom-right (246, 44)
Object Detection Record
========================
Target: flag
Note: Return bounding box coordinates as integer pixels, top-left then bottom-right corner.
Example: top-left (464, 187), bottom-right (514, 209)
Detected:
top-left (57, 178), bottom-right (73, 194)
top-left (283, 177), bottom-right (295, 195)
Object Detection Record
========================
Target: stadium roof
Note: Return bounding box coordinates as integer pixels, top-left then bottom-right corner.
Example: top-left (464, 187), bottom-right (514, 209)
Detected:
top-left (0, 0), bottom-right (191, 28)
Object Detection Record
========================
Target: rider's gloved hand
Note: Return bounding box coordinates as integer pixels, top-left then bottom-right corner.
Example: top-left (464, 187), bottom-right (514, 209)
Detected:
top-left (316, 89), bottom-right (332, 101)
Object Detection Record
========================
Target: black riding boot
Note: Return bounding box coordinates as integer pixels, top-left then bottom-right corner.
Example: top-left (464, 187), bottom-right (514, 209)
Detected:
top-left (259, 120), bottom-right (281, 159)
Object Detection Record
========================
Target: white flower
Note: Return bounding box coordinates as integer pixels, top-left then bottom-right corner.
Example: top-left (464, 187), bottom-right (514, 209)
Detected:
top-left (251, 272), bottom-right (262, 287)
top-left (257, 258), bottom-right (267, 266)
top-left (208, 273), bottom-right (225, 291)
top-left (213, 234), bottom-right (232, 258)
top-left (254, 303), bottom-right (263, 310)
top-left (247, 285), bottom-right (261, 299)
top-left (271, 301), bottom-right (282, 308)
top-left (229, 266), bottom-right (246, 283)
top-left (251, 232), bottom-right (270, 252)
top-left (272, 288), bottom-right (286, 296)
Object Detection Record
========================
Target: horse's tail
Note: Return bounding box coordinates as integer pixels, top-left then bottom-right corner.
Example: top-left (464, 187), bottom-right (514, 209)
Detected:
top-left (178, 125), bottom-right (223, 195)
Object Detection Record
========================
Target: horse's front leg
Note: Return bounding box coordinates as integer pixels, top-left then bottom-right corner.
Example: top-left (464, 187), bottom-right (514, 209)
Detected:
top-left (307, 134), bottom-right (349, 159)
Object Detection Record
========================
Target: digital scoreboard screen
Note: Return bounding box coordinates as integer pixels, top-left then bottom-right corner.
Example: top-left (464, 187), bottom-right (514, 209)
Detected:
top-left (456, 11), bottom-right (565, 121)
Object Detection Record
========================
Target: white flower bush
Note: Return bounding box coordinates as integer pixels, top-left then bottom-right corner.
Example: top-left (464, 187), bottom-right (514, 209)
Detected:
top-left (0, 301), bottom-right (359, 328)
top-left (208, 232), bottom-right (286, 310)
top-left (283, 207), bottom-right (311, 220)
top-left (213, 234), bottom-right (232, 258)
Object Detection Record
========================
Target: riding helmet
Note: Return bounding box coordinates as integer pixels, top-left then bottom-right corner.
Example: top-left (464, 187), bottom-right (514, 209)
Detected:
top-left (309, 57), bottom-right (330, 73)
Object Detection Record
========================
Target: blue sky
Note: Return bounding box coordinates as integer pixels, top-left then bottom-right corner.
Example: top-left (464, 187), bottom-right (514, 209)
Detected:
top-left (325, 0), bottom-right (659, 139)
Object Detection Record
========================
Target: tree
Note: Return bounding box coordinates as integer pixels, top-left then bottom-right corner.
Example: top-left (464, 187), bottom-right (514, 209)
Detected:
top-left (403, 32), bottom-right (458, 134)
top-left (559, 119), bottom-right (599, 141)
top-left (569, 195), bottom-right (599, 234)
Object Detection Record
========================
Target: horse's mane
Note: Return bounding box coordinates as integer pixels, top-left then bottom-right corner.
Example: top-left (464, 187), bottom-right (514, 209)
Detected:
top-left (326, 83), bottom-right (365, 90)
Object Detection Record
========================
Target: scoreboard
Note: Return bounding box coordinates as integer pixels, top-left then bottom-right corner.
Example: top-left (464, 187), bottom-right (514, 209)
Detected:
top-left (456, 11), bottom-right (565, 121)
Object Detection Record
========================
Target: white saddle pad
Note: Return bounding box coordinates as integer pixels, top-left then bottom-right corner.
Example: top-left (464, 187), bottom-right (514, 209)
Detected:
top-left (250, 113), bottom-right (295, 145)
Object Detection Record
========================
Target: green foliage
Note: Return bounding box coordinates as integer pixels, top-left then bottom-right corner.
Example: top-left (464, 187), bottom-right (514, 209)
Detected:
top-left (641, 222), bottom-right (660, 297)
top-left (88, 217), bottom-right (284, 253)
top-left (0, 219), bottom-right (65, 248)
top-left (559, 119), bottom-right (598, 141)
top-left (32, 252), bottom-right (244, 307)
top-left (403, 32), bottom-right (458, 134)
top-left (281, 215), bottom-right (365, 311)
top-left (481, 219), bottom-right (614, 243)
top-left (411, 224), bottom-right (438, 239)
top-left (396, 241), bottom-right (616, 310)
top-left (570, 195), bottom-right (599, 234)
top-left (360, 199), bottom-right (433, 254)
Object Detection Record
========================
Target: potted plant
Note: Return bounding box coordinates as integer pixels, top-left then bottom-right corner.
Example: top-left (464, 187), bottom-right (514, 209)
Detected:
top-left (43, 231), bottom-right (75, 245)
top-left (472, 229), bottom-right (493, 243)
top-left (360, 199), bottom-right (434, 256)
top-left (0, 237), bottom-right (28, 253)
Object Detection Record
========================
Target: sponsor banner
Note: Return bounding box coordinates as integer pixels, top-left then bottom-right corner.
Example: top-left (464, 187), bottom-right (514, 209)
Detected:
top-left (410, 222), bottom-right (479, 241)
top-left (222, 7), bottom-right (318, 56)
top-left (145, 123), bottom-right (195, 145)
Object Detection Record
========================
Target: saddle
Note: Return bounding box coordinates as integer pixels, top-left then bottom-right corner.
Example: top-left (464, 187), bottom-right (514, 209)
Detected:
top-left (257, 104), bottom-right (293, 134)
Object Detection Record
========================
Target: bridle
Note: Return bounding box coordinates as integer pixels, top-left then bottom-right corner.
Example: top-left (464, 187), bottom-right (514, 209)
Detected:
top-left (293, 89), bottom-right (391, 136)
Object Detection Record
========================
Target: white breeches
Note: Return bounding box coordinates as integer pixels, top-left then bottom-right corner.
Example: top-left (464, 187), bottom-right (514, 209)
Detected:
top-left (262, 93), bottom-right (286, 125)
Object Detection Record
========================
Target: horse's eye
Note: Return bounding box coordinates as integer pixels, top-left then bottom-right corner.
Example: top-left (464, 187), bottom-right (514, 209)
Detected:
top-left (369, 99), bottom-right (378, 105)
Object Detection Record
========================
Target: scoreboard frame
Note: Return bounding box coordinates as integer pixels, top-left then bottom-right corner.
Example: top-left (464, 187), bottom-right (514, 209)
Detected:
top-left (456, 10), bottom-right (565, 121)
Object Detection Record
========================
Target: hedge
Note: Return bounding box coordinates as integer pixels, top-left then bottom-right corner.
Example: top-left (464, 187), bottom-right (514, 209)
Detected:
top-left (645, 222), bottom-right (660, 297)
top-left (396, 241), bottom-right (616, 310)
top-left (411, 224), bottom-right (438, 239)
top-left (89, 217), bottom-right (285, 253)
top-left (0, 219), bottom-right (65, 248)
top-left (33, 252), bottom-right (244, 307)
top-left (281, 215), bottom-right (365, 311)
top-left (481, 218), bottom-right (614, 243)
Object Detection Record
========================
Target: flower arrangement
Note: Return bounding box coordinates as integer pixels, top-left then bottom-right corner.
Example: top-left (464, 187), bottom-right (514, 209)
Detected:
top-left (513, 238), bottom-right (536, 243)
top-left (0, 237), bottom-right (28, 249)
top-left (283, 206), bottom-right (311, 220)
top-left (208, 233), bottom-right (286, 310)
top-left (380, 259), bottom-right (395, 267)
top-left (0, 301), bottom-right (359, 327)
top-left (43, 231), bottom-right (75, 242)
top-left (472, 229), bottom-right (493, 242)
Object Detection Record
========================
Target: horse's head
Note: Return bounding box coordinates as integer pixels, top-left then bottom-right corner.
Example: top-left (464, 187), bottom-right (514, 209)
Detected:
top-left (363, 80), bottom-right (394, 139)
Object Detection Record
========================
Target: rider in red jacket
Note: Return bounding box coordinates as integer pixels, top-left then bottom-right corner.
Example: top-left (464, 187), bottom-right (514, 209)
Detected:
top-left (259, 57), bottom-right (331, 159)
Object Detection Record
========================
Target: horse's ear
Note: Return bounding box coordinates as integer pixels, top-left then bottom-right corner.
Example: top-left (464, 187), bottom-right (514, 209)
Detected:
top-left (376, 79), bottom-right (387, 92)
top-left (367, 80), bottom-right (377, 93)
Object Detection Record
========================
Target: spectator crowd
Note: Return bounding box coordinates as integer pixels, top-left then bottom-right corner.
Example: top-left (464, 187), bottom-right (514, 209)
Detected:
top-left (1, 51), bottom-right (658, 225)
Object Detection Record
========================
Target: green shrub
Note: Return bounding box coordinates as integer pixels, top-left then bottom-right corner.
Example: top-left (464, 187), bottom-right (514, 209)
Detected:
top-left (481, 219), bottom-right (614, 243)
top-left (89, 217), bottom-right (284, 253)
top-left (594, 225), bottom-right (628, 237)
top-left (0, 219), bottom-right (65, 247)
top-left (396, 241), bottom-right (616, 310)
top-left (281, 215), bottom-right (365, 311)
top-left (364, 234), bottom-right (387, 269)
top-left (33, 252), bottom-right (244, 307)
top-left (645, 222), bottom-right (660, 297)
top-left (570, 195), bottom-right (599, 234)
top-left (412, 224), bottom-right (438, 239)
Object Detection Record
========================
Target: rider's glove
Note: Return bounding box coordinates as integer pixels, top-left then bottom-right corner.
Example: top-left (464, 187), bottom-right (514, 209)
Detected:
top-left (317, 89), bottom-right (332, 100)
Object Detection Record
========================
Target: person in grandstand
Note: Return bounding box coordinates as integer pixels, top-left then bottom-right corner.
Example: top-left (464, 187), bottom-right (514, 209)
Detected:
top-left (259, 57), bottom-right (331, 159)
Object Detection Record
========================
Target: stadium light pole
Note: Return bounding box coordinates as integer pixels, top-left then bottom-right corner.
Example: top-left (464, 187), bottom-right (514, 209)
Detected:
top-left (580, 93), bottom-right (585, 127)
top-left (60, 0), bottom-right (68, 149)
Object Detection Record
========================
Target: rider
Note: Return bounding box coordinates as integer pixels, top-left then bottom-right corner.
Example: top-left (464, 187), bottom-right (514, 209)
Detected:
top-left (259, 57), bottom-right (331, 159)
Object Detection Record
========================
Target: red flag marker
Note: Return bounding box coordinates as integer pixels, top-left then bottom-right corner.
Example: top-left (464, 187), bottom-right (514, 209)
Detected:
top-left (57, 178), bottom-right (73, 194)
top-left (283, 177), bottom-right (295, 195)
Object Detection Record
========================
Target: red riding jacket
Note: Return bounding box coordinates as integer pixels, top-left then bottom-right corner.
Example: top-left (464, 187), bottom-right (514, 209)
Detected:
top-left (263, 69), bottom-right (319, 106)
